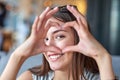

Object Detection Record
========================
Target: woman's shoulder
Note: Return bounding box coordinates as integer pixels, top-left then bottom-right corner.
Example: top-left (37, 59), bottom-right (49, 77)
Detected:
top-left (17, 70), bottom-right (33, 80)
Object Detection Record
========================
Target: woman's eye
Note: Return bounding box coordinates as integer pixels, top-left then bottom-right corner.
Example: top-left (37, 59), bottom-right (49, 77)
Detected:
top-left (55, 35), bottom-right (65, 40)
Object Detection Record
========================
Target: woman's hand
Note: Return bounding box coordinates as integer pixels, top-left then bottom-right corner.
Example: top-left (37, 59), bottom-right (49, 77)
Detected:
top-left (14, 7), bottom-right (61, 58)
top-left (62, 5), bottom-right (108, 59)
top-left (0, 7), bottom-right (63, 80)
top-left (62, 5), bottom-right (115, 79)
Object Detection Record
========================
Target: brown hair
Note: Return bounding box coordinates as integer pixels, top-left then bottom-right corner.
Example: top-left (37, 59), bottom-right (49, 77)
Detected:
top-left (29, 5), bottom-right (99, 80)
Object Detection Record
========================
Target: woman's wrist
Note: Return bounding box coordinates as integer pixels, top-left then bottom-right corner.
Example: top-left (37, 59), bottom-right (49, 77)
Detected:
top-left (12, 51), bottom-right (27, 63)
top-left (95, 50), bottom-right (110, 60)
top-left (12, 50), bottom-right (28, 61)
top-left (93, 50), bottom-right (115, 79)
top-left (13, 39), bottom-right (34, 59)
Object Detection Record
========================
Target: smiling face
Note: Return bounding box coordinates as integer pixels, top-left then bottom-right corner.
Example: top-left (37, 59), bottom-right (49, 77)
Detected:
top-left (43, 17), bottom-right (75, 71)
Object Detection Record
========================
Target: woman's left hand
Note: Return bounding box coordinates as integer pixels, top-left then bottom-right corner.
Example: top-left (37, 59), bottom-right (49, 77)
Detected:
top-left (62, 5), bottom-right (108, 59)
top-left (62, 5), bottom-right (115, 80)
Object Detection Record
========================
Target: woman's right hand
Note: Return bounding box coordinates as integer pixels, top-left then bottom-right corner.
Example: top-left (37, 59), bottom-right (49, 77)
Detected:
top-left (14, 7), bottom-right (61, 59)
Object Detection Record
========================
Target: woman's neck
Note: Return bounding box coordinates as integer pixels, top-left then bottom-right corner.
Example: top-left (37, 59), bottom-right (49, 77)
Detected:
top-left (53, 69), bottom-right (73, 80)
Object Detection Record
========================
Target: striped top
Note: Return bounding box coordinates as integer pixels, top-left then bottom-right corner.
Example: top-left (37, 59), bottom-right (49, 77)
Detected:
top-left (32, 71), bottom-right (100, 80)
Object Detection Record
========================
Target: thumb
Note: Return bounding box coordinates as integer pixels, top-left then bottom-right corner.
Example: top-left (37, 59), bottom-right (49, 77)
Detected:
top-left (44, 46), bottom-right (62, 53)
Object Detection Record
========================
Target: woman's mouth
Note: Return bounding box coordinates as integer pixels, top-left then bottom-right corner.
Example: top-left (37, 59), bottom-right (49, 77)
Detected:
top-left (48, 53), bottom-right (64, 62)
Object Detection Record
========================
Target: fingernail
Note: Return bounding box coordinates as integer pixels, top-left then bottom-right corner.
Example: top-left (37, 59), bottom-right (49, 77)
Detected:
top-left (67, 5), bottom-right (70, 7)
top-left (53, 7), bottom-right (58, 10)
top-left (67, 5), bottom-right (70, 8)
top-left (71, 6), bottom-right (74, 9)
top-left (45, 7), bottom-right (50, 10)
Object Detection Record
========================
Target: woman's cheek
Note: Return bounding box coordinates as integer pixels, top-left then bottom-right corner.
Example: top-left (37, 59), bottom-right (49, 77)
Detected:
top-left (56, 40), bottom-right (74, 50)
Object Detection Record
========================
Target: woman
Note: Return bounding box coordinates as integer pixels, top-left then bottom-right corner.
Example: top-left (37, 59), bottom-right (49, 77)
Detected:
top-left (0, 5), bottom-right (116, 80)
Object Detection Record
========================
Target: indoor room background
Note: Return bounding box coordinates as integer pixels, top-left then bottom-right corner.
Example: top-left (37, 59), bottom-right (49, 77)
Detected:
top-left (0, 0), bottom-right (120, 78)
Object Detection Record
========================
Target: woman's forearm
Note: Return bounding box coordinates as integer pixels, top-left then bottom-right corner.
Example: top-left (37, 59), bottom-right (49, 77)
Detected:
top-left (0, 52), bottom-right (26, 80)
top-left (94, 51), bottom-right (115, 80)
top-left (0, 38), bottom-right (35, 80)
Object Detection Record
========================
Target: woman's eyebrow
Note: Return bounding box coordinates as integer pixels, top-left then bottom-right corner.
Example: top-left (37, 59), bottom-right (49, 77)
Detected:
top-left (53, 30), bottom-right (67, 34)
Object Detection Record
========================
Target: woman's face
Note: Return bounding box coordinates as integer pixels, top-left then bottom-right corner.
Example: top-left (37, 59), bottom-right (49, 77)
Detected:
top-left (44, 17), bottom-right (75, 71)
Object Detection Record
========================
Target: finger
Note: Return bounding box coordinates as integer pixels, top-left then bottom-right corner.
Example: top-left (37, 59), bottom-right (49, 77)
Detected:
top-left (31, 16), bottom-right (39, 34)
top-left (37, 7), bottom-right (59, 33)
top-left (42, 7), bottom-right (59, 32)
top-left (67, 5), bottom-right (88, 29)
top-left (45, 20), bottom-right (61, 33)
top-left (44, 21), bottom-right (54, 32)
top-left (62, 21), bottom-right (80, 32)
top-left (67, 5), bottom-right (85, 22)
top-left (74, 17), bottom-right (87, 32)
top-left (35, 45), bottom-right (61, 54)
top-left (44, 46), bottom-right (62, 53)
top-left (46, 7), bottom-right (59, 18)
top-left (37, 7), bottom-right (51, 31)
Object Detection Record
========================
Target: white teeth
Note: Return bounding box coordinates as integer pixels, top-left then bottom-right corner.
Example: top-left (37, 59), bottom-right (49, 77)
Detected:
top-left (49, 54), bottom-right (61, 60)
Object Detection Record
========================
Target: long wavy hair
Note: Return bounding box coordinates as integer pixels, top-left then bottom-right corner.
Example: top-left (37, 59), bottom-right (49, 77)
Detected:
top-left (29, 5), bottom-right (99, 80)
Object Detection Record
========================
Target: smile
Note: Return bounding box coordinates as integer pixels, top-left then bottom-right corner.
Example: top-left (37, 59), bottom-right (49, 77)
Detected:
top-left (48, 54), bottom-right (64, 62)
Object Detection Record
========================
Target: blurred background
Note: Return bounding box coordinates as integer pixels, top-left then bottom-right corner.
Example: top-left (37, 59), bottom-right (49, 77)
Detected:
top-left (0, 0), bottom-right (120, 78)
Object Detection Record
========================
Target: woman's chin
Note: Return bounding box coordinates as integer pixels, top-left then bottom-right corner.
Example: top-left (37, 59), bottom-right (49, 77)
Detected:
top-left (49, 62), bottom-right (65, 71)
top-left (50, 65), bottom-right (61, 71)
top-left (49, 64), bottom-right (68, 71)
